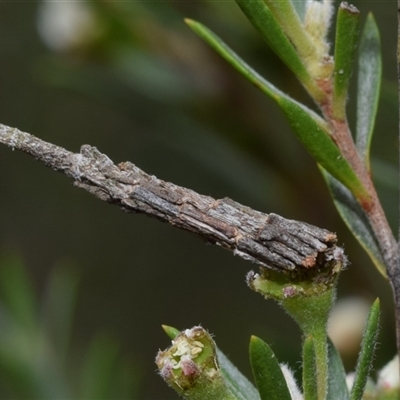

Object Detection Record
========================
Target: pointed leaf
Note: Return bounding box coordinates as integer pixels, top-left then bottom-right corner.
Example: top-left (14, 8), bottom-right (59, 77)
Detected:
top-left (321, 168), bottom-right (386, 277)
top-left (162, 325), bottom-right (180, 340)
top-left (277, 98), bottom-right (367, 202)
top-left (302, 336), bottom-right (318, 400)
top-left (234, 0), bottom-right (323, 100)
top-left (41, 263), bottom-right (79, 365)
top-left (327, 338), bottom-right (349, 400)
top-left (0, 254), bottom-right (37, 331)
top-left (218, 349), bottom-right (260, 400)
top-left (356, 13), bottom-right (382, 170)
top-left (349, 299), bottom-right (380, 400)
top-left (333, 3), bottom-right (360, 120)
top-left (185, 19), bottom-right (368, 201)
top-left (79, 334), bottom-right (120, 400)
top-left (263, 0), bottom-right (314, 62)
top-left (249, 336), bottom-right (291, 400)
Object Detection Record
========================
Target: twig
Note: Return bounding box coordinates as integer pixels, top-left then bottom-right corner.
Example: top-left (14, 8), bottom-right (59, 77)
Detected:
top-left (0, 123), bottom-right (341, 273)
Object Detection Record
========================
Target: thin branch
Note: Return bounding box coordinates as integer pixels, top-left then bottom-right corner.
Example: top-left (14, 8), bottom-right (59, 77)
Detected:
top-left (0, 123), bottom-right (341, 273)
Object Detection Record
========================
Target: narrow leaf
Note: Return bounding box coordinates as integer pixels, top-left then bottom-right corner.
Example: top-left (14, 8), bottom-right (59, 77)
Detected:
top-left (249, 336), bottom-right (291, 400)
top-left (234, 0), bottom-right (323, 100)
top-left (277, 97), bottom-right (367, 201)
top-left (333, 3), bottom-right (361, 120)
top-left (356, 13), bottom-right (382, 170)
top-left (302, 336), bottom-right (318, 400)
top-left (79, 334), bottom-right (120, 400)
top-left (0, 254), bottom-right (37, 331)
top-left (263, 0), bottom-right (315, 62)
top-left (41, 263), bottom-right (79, 365)
top-left (185, 19), bottom-right (368, 201)
top-left (349, 299), bottom-right (381, 400)
top-left (321, 168), bottom-right (387, 277)
top-left (218, 349), bottom-right (260, 400)
top-left (327, 338), bottom-right (349, 400)
top-left (162, 325), bottom-right (180, 340)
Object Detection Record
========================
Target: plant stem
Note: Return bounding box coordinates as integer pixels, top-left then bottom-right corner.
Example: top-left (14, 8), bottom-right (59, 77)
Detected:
top-left (313, 329), bottom-right (328, 400)
top-left (0, 123), bottom-right (341, 273)
top-left (323, 103), bottom-right (400, 360)
top-left (318, 3), bottom-right (400, 364)
top-left (283, 289), bottom-right (334, 400)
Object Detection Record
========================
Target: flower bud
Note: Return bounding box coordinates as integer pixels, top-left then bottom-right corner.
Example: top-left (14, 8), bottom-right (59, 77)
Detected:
top-left (156, 326), bottom-right (234, 399)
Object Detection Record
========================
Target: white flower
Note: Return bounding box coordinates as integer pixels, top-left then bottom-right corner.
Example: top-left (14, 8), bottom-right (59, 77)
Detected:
top-left (303, 0), bottom-right (334, 77)
top-left (37, 1), bottom-right (99, 52)
top-left (377, 356), bottom-right (400, 392)
top-left (328, 297), bottom-right (370, 357)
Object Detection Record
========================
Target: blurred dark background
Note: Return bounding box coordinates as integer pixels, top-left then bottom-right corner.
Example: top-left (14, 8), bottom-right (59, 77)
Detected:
top-left (0, 1), bottom-right (397, 399)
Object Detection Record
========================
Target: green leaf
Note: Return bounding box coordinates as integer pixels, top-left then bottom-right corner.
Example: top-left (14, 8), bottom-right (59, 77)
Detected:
top-left (249, 336), bottom-right (291, 400)
top-left (277, 98), bottom-right (366, 201)
top-left (218, 349), bottom-right (260, 400)
top-left (356, 13), bottom-right (382, 171)
top-left (185, 19), bottom-right (369, 201)
top-left (283, 290), bottom-right (333, 400)
top-left (263, 0), bottom-right (314, 62)
top-left (333, 3), bottom-right (361, 120)
top-left (349, 299), bottom-right (380, 400)
top-left (0, 253), bottom-right (37, 332)
top-left (321, 168), bottom-right (387, 277)
top-left (327, 338), bottom-right (349, 400)
top-left (0, 257), bottom-right (72, 399)
top-left (79, 334), bottom-right (120, 400)
top-left (302, 336), bottom-right (318, 400)
top-left (162, 325), bottom-right (180, 340)
top-left (161, 326), bottom-right (259, 400)
top-left (40, 263), bottom-right (79, 365)
top-left (234, 0), bottom-right (324, 101)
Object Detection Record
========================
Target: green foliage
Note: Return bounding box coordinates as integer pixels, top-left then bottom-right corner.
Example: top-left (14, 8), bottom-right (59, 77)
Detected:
top-left (321, 12), bottom-right (385, 277)
top-left (159, 1), bottom-right (393, 399)
top-left (322, 170), bottom-right (387, 277)
top-left (249, 335), bottom-right (292, 400)
top-left (349, 299), bottom-right (380, 400)
top-left (156, 326), bottom-right (259, 400)
top-left (185, 18), bottom-right (369, 202)
top-left (234, 0), bottom-right (323, 100)
top-left (356, 13), bottom-right (382, 171)
top-left (1, 1), bottom-right (395, 399)
top-left (161, 326), bottom-right (261, 400)
top-left (217, 349), bottom-right (260, 400)
top-left (160, 301), bottom-right (381, 400)
top-left (0, 254), bottom-right (138, 399)
top-left (302, 336), bottom-right (318, 400)
top-left (326, 339), bottom-right (349, 400)
top-left (282, 289), bottom-right (334, 399)
top-left (333, 3), bottom-right (361, 120)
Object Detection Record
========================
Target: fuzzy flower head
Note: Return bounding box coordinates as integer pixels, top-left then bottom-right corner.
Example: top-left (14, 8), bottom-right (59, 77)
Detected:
top-left (156, 326), bottom-right (224, 395)
top-left (303, 0), bottom-right (334, 76)
top-left (304, 0), bottom-right (334, 41)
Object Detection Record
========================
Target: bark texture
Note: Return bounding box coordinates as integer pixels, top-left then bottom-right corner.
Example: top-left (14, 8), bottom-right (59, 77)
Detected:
top-left (0, 123), bottom-right (341, 272)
